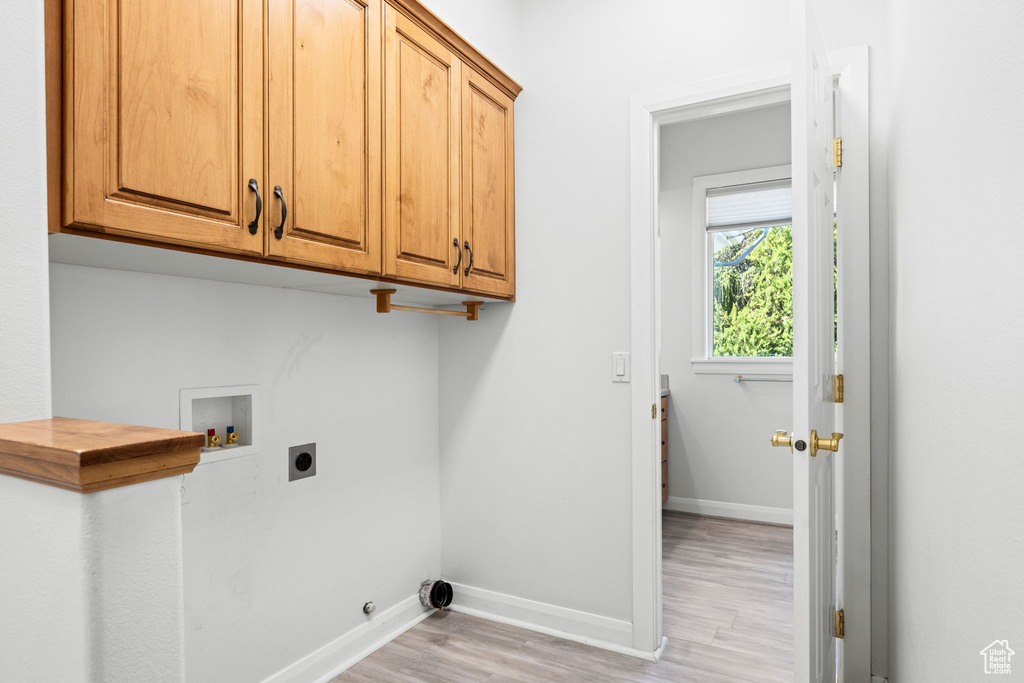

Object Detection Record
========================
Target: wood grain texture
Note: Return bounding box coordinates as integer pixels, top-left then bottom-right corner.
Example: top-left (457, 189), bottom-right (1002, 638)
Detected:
top-left (49, 0), bottom-right (519, 301)
top-left (386, 0), bottom-right (521, 99)
top-left (45, 0), bottom-right (62, 234)
top-left (332, 513), bottom-right (793, 682)
top-left (460, 65), bottom-right (515, 298)
top-left (66, 0), bottom-right (264, 253)
top-left (267, 0), bottom-right (382, 274)
top-left (0, 417), bottom-right (203, 493)
top-left (383, 5), bottom-right (461, 288)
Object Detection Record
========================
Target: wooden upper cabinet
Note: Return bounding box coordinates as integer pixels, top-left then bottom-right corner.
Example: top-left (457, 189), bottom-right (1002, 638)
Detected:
top-left (267, 0), bottom-right (382, 274)
top-left (65, 0), bottom-right (264, 253)
top-left (51, 0), bottom-right (520, 299)
top-left (460, 66), bottom-right (515, 298)
top-left (382, 5), bottom-right (461, 289)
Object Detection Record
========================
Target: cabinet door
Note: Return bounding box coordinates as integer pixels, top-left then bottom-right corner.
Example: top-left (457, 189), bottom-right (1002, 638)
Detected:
top-left (460, 66), bottom-right (515, 298)
top-left (267, 0), bottom-right (382, 274)
top-left (383, 5), bottom-right (461, 288)
top-left (69, 0), bottom-right (263, 253)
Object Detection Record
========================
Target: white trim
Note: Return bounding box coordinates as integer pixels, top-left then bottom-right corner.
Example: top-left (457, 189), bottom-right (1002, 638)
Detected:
top-left (629, 45), bottom-right (872, 681)
top-left (663, 496), bottom-right (793, 526)
top-left (629, 93), bottom-right (663, 654)
top-left (833, 45), bottom-right (874, 683)
top-left (871, 677), bottom-right (889, 683)
top-left (690, 357), bottom-right (792, 376)
top-left (259, 595), bottom-right (432, 683)
top-left (448, 583), bottom-right (666, 661)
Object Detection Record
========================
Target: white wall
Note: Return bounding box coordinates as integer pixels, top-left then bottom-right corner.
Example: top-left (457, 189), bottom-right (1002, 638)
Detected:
top-left (0, 3), bottom-right (80, 681)
top-left (437, 0), bottom-right (891, 663)
top-left (49, 265), bottom-right (443, 682)
top-left (887, 2), bottom-right (1024, 680)
top-left (659, 104), bottom-right (793, 515)
top-left (0, 0), bottom-right (51, 423)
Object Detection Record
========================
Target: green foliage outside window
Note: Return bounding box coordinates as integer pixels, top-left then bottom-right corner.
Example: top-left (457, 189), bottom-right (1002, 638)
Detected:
top-left (712, 225), bottom-right (793, 357)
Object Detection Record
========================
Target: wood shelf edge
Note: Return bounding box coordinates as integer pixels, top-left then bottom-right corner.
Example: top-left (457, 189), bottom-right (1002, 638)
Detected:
top-left (0, 418), bottom-right (204, 494)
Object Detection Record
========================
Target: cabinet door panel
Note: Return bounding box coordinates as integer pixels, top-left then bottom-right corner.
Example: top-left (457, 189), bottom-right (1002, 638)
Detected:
top-left (267, 0), bottom-right (381, 273)
top-left (383, 6), bottom-right (460, 288)
top-left (461, 66), bottom-right (515, 298)
top-left (71, 0), bottom-right (263, 253)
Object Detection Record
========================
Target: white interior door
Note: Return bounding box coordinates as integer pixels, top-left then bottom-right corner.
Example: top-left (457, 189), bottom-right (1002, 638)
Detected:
top-left (792, 1), bottom-right (839, 681)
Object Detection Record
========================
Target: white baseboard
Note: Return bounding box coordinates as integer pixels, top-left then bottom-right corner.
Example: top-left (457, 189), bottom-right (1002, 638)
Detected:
top-left (871, 677), bottom-right (888, 683)
top-left (663, 496), bottom-right (793, 526)
top-left (260, 594), bottom-right (432, 683)
top-left (449, 582), bottom-right (663, 662)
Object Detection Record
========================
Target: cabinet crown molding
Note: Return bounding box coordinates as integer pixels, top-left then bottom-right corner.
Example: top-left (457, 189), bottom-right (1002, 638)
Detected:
top-left (386, 0), bottom-right (522, 99)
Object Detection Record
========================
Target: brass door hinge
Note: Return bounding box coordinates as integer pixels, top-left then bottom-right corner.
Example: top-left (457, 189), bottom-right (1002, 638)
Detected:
top-left (652, 404), bottom-right (657, 419)
top-left (833, 137), bottom-right (843, 167)
top-left (833, 374), bottom-right (844, 403)
top-left (834, 609), bottom-right (845, 639)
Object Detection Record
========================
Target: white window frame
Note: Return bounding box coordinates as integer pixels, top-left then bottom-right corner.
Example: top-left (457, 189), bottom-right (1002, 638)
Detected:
top-left (690, 164), bottom-right (794, 376)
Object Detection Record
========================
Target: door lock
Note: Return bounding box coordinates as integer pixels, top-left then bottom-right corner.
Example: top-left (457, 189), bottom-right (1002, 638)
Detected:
top-left (810, 430), bottom-right (844, 457)
top-left (770, 430), bottom-right (793, 452)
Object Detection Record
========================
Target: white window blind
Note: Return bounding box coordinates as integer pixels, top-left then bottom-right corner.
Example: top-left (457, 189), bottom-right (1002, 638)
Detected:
top-left (706, 179), bottom-right (792, 231)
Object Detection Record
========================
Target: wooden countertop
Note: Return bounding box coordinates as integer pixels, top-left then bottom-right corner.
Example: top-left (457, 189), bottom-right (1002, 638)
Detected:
top-left (0, 417), bottom-right (204, 493)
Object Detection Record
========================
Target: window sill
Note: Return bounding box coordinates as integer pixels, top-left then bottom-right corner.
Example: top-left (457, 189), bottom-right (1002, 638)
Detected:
top-left (690, 357), bottom-right (793, 377)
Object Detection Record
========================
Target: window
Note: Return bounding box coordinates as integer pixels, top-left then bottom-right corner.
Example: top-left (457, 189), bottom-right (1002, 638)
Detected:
top-left (691, 166), bottom-right (794, 374)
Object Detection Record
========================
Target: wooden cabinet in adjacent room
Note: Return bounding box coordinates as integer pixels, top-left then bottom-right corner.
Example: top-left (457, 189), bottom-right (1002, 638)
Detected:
top-left (661, 395), bottom-right (669, 503)
top-left (59, 0), bottom-right (265, 254)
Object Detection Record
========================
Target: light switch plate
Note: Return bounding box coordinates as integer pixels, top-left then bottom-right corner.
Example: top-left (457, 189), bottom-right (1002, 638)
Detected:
top-left (612, 352), bottom-right (630, 383)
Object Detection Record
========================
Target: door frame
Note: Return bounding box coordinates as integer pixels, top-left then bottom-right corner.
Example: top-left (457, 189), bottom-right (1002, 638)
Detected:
top-left (628, 46), bottom-right (871, 679)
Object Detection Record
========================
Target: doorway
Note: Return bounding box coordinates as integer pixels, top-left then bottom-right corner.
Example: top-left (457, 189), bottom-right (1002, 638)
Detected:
top-left (629, 46), bottom-right (871, 682)
top-left (658, 101), bottom-right (796, 679)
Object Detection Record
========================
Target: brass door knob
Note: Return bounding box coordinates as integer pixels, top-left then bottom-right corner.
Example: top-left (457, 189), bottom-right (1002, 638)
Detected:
top-left (770, 430), bottom-right (793, 452)
top-left (810, 430), bottom-right (844, 457)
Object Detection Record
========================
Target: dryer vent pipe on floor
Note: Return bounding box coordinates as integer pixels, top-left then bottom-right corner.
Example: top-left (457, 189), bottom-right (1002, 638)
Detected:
top-left (419, 579), bottom-right (454, 609)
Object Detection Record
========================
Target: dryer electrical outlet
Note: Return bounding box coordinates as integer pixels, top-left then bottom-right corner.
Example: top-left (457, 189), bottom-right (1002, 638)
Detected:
top-left (288, 443), bottom-right (316, 481)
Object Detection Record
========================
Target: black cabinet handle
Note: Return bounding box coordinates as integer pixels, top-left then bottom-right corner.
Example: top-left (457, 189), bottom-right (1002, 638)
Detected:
top-left (452, 238), bottom-right (462, 273)
top-left (463, 241), bottom-right (473, 276)
top-left (247, 179), bottom-right (262, 235)
top-left (273, 185), bottom-right (287, 239)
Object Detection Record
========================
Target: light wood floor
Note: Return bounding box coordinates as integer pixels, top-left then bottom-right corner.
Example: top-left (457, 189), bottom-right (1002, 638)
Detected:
top-left (331, 512), bottom-right (793, 682)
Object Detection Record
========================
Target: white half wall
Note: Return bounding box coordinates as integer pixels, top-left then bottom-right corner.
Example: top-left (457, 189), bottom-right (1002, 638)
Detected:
top-left (887, 1), bottom-right (1024, 680)
top-left (659, 104), bottom-right (793, 515)
top-left (49, 264), bottom-right (442, 683)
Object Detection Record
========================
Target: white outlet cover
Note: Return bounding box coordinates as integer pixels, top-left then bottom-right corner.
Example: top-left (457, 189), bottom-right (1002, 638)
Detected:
top-left (180, 473), bottom-right (192, 505)
top-left (612, 352), bottom-right (630, 383)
